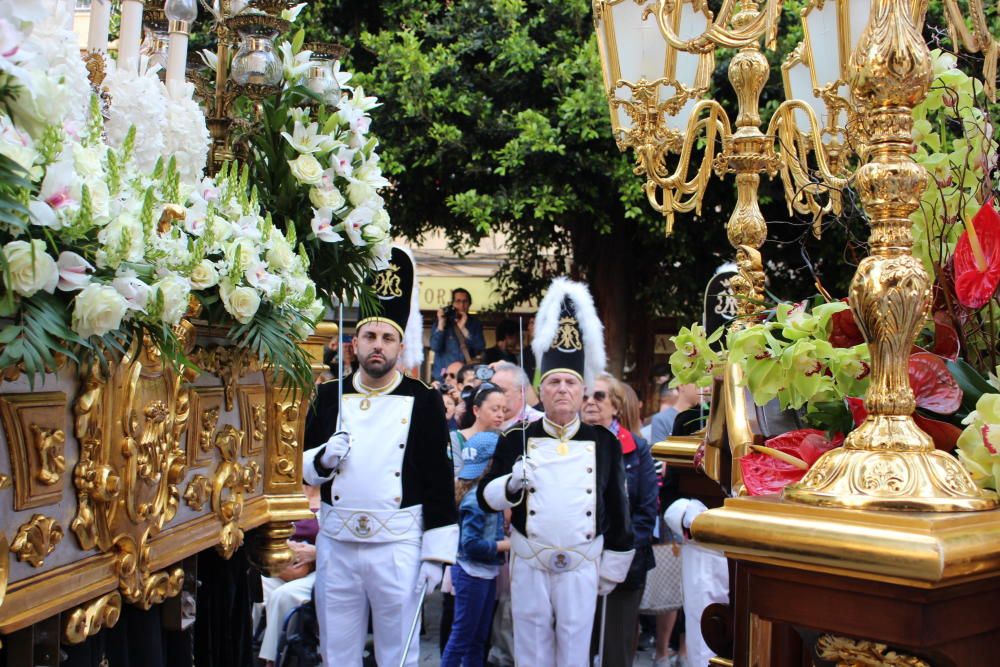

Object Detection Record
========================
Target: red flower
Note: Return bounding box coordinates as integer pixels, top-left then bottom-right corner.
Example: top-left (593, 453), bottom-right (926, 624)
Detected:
top-left (845, 352), bottom-right (963, 451)
top-left (740, 429), bottom-right (841, 496)
top-left (954, 201), bottom-right (1000, 309)
top-left (829, 298), bottom-right (865, 348)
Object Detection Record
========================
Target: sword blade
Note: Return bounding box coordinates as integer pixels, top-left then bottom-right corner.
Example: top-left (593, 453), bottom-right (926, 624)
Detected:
top-left (398, 581), bottom-right (428, 667)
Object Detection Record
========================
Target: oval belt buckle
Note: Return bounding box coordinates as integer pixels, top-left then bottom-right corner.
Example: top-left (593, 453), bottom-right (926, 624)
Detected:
top-left (549, 551), bottom-right (570, 571)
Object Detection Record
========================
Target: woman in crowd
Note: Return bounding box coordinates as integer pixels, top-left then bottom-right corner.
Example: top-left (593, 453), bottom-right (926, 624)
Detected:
top-left (450, 383), bottom-right (506, 474)
top-left (441, 431), bottom-right (510, 666)
top-left (583, 374), bottom-right (658, 667)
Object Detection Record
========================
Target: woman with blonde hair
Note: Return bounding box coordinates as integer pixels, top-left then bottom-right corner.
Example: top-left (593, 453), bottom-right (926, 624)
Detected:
top-left (582, 373), bottom-right (658, 667)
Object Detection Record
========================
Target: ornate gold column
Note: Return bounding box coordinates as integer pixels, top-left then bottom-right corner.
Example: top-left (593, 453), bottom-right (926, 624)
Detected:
top-left (783, 0), bottom-right (997, 510)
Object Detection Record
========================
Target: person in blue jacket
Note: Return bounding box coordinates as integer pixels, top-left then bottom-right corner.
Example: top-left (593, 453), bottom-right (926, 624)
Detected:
top-left (441, 430), bottom-right (510, 667)
top-left (584, 373), bottom-right (659, 667)
top-left (430, 288), bottom-right (486, 379)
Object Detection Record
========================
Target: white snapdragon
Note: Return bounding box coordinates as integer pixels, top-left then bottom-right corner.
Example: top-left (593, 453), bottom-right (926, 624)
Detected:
top-left (153, 273), bottom-right (191, 325)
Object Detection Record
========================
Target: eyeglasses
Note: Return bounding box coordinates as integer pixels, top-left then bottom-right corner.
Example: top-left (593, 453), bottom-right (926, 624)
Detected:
top-left (444, 372), bottom-right (457, 379)
top-left (583, 391), bottom-right (608, 403)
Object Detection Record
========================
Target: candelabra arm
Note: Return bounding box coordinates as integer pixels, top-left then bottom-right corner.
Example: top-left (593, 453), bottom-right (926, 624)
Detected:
top-left (653, 0), bottom-right (781, 53)
top-left (767, 99), bottom-right (850, 192)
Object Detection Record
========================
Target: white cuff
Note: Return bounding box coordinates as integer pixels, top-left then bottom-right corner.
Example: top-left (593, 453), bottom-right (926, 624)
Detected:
top-left (599, 549), bottom-right (635, 584)
top-left (302, 446), bottom-right (334, 485)
top-left (483, 475), bottom-right (517, 511)
top-left (422, 524), bottom-right (459, 564)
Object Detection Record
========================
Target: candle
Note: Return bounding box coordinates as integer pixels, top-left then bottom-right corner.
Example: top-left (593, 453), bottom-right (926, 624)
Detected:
top-left (118, 0), bottom-right (145, 73)
top-left (87, 0), bottom-right (112, 52)
top-left (165, 30), bottom-right (189, 97)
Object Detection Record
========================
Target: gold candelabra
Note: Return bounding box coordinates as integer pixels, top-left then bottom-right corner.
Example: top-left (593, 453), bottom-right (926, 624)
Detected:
top-left (596, 0), bottom-right (999, 510)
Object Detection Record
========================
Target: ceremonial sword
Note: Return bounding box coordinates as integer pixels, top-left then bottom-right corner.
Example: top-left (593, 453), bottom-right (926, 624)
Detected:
top-left (398, 581), bottom-right (428, 667)
top-left (332, 298), bottom-right (350, 474)
top-left (518, 316), bottom-right (528, 488)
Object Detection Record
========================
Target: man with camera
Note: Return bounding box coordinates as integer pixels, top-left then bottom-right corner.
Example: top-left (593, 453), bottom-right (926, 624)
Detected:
top-left (430, 288), bottom-right (486, 380)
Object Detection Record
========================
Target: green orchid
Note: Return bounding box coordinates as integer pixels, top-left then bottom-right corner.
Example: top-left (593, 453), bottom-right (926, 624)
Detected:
top-left (957, 393), bottom-right (1000, 490)
top-left (668, 324), bottom-right (724, 388)
top-left (778, 338), bottom-right (837, 409)
top-left (775, 300), bottom-right (849, 341)
top-left (827, 343), bottom-right (871, 398)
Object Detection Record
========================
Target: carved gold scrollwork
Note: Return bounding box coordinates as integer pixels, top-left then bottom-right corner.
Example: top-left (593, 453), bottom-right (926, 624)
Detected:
top-left (0, 532), bottom-right (9, 607)
top-left (30, 423), bottom-right (66, 485)
top-left (210, 424), bottom-right (258, 559)
top-left (0, 391), bottom-right (70, 509)
top-left (184, 474), bottom-right (210, 511)
top-left (192, 346), bottom-right (256, 411)
top-left (816, 634), bottom-right (930, 666)
top-left (200, 408), bottom-right (220, 452)
top-left (274, 402), bottom-right (300, 480)
top-left (69, 335), bottom-right (192, 609)
top-left (10, 514), bottom-right (63, 568)
top-left (62, 591), bottom-right (122, 645)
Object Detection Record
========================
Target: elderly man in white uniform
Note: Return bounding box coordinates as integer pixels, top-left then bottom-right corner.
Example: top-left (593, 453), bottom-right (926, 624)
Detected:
top-left (303, 247), bottom-right (458, 666)
top-left (477, 278), bottom-right (634, 667)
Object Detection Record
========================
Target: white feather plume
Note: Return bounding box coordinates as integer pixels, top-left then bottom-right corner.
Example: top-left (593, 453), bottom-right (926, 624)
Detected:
top-left (532, 277), bottom-right (606, 388)
top-left (396, 245), bottom-right (425, 369)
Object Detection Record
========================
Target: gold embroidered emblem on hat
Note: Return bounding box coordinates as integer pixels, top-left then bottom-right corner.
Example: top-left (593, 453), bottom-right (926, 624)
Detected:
top-left (552, 316), bottom-right (583, 352)
top-left (372, 262), bottom-right (404, 299)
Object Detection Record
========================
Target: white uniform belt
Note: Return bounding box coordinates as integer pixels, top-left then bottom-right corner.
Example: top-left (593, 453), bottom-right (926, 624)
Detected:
top-left (510, 529), bottom-right (603, 573)
top-left (321, 505), bottom-right (423, 543)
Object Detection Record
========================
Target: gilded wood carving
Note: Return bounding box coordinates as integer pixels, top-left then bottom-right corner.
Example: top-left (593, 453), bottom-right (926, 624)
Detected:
top-left (210, 424), bottom-right (261, 558)
top-left (0, 391), bottom-right (69, 509)
top-left (239, 384), bottom-right (267, 458)
top-left (184, 474), bottom-right (210, 511)
top-left (816, 634), bottom-right (930, 666)
top-left (188, 386), bottom-right (223, 468)
top-left (10, 514), bottom-right (63, 568)
top-left (62, 591), bottom-right (122, 645)
top-left (69, 336), bottom-right (194, 609)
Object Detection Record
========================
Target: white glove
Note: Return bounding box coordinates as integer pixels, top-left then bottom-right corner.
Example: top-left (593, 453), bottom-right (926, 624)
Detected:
top-left (319, 431), bottom-right (350, 469)
top-left (415, 561), bottom-right (443, 593)
top-left (597, 577), bottom-right (617, 596)
top-left (506, 457), bottom-right (536, 494)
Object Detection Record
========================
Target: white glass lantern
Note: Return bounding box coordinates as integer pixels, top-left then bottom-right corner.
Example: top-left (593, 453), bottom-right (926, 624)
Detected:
top-left (230, 26), bottom-right (283, 86)
top-left (802, 0), bottom-right (872, 94)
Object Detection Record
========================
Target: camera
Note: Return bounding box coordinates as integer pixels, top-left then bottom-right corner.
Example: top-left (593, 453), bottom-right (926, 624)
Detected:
top-left (439, 383), bottom-right (455, 395)
top-left (442, 304), bottom-right (456, 326)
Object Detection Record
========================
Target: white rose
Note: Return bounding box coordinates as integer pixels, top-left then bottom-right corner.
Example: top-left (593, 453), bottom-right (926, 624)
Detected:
top-left (226, 238), bottom-right (259, 269)
top-left (222, 285), bottom-right (261, 324)
top-left (112, 273), bottom-right (151, 311)
top-left (289, 154), bottom-right (324, 185)
top-left (73, 284), bottom-right (130, 339)
top-left (266, 238), bottom-right (296, 271)
top-left (153, 274), bottom-right (191, 326)
top-left (3, 239), bottom-right (58, 297)
top-left (189, 260), bottom-right (219, 289)
top-left (308, 185), bottom-right (346, 210)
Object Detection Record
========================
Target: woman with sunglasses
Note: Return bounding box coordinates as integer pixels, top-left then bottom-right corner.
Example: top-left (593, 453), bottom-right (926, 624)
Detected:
top-left (582, 373), bottom-right (658, 667)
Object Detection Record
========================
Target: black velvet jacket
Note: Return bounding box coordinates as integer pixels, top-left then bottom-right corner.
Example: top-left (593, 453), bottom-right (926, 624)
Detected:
top-left (476, 419), bottom-right (634, 553)
top-left (303, 373), bottom-right (457, 533)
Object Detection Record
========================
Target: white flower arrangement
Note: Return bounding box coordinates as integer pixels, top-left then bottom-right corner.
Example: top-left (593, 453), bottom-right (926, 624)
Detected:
top-left (0, 5), bottom-right (321, 389)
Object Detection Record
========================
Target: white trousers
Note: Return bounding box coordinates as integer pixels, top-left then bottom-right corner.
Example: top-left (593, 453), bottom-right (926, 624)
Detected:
top-left (682, 543), bottom-right (729, 667)
top-left (315, 534), bottom-right (422, 666)
top-left (259, 573), bottom-right (316, 662)
top-left (509, 553), bottom-right (598, 667)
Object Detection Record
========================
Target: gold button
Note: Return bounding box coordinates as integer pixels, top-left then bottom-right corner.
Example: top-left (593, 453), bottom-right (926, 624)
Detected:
top-left (401, 418), bottom-right (408, 424)
top-left (394, 496), bottom-right (401, 503)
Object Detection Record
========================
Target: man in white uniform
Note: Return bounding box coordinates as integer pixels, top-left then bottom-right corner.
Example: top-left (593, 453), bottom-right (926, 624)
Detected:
top-left (303, 246), bottom-right (458, 666)
top-left (477, 278), bottom-right (634, 667)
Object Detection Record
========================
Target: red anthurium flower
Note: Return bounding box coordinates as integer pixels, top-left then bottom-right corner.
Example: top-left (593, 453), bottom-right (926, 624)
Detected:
top-left (954, 200), bottom-right (1000, 309)
top-left (740, 429), bottom-right (841, 496)
top-left (845, 351), bottom-right (963, 451)
top-left (829, 298), bottom-right (865, 348)
top-left (931, 310), bottom-right (960, 360)
top-left (909, 352), bottom-right (963, 414)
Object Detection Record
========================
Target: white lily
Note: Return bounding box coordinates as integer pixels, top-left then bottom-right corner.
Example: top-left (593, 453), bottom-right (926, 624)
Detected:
top-left (280, 120), bottom-right (324, 154)
top-left (279, 41), bottom-right (311, 84)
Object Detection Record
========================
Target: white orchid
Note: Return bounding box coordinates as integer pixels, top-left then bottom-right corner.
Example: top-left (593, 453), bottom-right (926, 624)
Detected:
top-left (198, 49), bottom-right (218, 72)
top-left (329, 146), bottom-right (356, 178)
top-left (281, 2), bottom-right (307, 22)
top-left (310, 207), bottom-right (342, 243)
